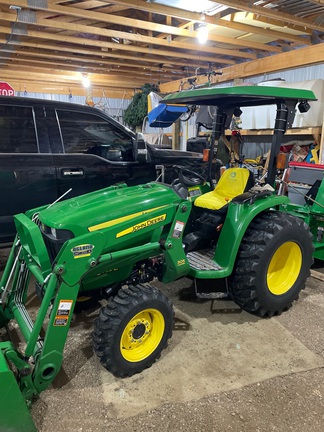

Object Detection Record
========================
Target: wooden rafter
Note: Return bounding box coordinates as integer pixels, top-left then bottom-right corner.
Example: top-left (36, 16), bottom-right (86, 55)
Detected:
top-left (0, 23), bottom-right (237, 67)
top-left (103, 0), bottom-right (311, 44)
top-left (209, 0), bottom-right (324, 31)
top-left (0, 0), bottom-right (322, 94)
top-left (0, 29), bottom-right (214, 70)
top-left (0, 0), bottom-right (282, 52)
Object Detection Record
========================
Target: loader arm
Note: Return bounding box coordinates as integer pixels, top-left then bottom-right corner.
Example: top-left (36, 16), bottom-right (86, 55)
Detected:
top-left (0, 210), bottom-right (168, 427)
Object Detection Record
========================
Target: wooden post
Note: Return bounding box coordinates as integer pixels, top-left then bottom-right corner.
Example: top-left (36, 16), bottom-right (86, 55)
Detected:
top-left (318, 112), bottom-right (324, 164)
top-left (172, 119), bottom-right (181, 150)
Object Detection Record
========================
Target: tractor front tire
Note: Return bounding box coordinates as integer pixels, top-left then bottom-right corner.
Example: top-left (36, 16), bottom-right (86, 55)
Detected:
top-left (230, 211), bottom-right (313, 317)
top-left (92, 284), bottom-right (174, 377)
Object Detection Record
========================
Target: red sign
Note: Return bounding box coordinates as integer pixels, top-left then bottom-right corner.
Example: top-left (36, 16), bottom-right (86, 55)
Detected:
top-left (0, 82), bottom-right (15, 96)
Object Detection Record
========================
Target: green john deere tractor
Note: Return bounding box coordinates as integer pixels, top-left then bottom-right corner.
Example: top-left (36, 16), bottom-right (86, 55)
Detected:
top-left (0, 85), bottom-right (317, 430)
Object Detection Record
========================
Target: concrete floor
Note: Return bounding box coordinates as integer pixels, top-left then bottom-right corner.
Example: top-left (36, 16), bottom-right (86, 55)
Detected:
top-left (1, 251), bottom-right (324, 431)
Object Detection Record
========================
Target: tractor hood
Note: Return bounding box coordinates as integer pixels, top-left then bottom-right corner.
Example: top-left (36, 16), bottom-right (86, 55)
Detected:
top-left (38, 182), bottom-right (182, 237)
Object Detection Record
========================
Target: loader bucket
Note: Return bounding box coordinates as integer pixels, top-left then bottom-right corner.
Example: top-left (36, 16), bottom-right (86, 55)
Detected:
top-left (0, 345), bottom-right (37, 432)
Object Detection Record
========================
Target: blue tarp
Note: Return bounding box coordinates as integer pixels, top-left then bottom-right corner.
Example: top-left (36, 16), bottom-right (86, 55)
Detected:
top-left (148, 103), bottom-right (188, 128)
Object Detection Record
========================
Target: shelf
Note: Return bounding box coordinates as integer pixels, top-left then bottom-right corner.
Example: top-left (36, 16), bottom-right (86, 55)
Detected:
top-left (225, 126), bottom-right (324, 163)
top-left (199, 124), bottom-right (324, 163)
top-left (224, 127), bottom-right (322, 138)
top-left (199, 127), bottom-right (321, 139)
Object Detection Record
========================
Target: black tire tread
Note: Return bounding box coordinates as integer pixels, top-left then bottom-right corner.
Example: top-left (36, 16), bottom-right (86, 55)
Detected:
top-left (230, 211), bottom-right (313, 317)
top-left (92, 283), bottom-right (174, 377)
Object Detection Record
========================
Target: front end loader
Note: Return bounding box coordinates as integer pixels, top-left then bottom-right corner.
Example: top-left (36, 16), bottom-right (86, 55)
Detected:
top-left (0, 86), bottom-right (317, 430)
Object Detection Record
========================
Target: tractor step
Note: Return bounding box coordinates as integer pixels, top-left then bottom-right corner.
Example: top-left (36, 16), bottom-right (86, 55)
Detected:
top-left (196, 292), bottom-right (228, 299)
top-left (0, 342), bottom-right (37, 432)
top-left (194, 277), bottom-right (229, 300)
top-left (187, 249), bottom-right (221, 271)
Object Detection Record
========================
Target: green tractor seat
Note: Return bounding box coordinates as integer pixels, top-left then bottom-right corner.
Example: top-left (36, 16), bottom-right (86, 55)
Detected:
top-left (195, 167), bottom-right (254, 211)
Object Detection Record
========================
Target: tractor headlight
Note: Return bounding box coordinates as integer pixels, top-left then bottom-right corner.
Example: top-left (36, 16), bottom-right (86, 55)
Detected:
top-left (51, 227), bottom-right (57, 239)
top-left (39, 223), bottom-right (75, 262)
top-left (40, 223), bottom-right (74, 242)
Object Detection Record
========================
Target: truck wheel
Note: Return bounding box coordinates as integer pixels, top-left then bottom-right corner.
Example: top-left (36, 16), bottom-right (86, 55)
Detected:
top-left (92, 284), bottom-right (174, 377)
top-left (230, 211), bottom-right (313, 317)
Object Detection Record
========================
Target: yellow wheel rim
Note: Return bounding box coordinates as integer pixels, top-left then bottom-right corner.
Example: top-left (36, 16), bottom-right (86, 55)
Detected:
top-left (120, 309), bottom-right (165, 362)
top-left (267, 242), bottom-right (302, 295)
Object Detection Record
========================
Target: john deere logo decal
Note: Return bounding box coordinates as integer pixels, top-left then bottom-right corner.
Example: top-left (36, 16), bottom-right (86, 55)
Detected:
top-left (88, 205), bottom-right (168, 232)
top-left (117, 214), bottom-right (166, 238)
top-left (230, 172), bottom-right (236, 178)
top-left (72, 244), bottom-right (94, 258)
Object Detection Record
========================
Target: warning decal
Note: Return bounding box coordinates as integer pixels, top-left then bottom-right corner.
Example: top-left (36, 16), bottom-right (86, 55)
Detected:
top-left (57, 300), bottom-right (73, 316)
top-left (172, 221), bottom-right (185, 238)
top-left (54, 317), bottom-right (68, 326)
top-left (53, 300), bottom-right (73, 326)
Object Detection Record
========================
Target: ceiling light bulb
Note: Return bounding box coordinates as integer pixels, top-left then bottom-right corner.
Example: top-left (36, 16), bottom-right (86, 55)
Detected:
top-left (82, 75), bottom-right (90, 88)
top-left (198, 24), bottom-right (208, 44)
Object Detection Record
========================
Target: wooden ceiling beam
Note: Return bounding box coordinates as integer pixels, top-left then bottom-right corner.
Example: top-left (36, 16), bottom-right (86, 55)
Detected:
top-left (251, 16), bottom-right (313, 35)
top-left (0, 1), bottom-right (320, 96)
top-left (0, 27), bottom-right (230, 70)
top-left (216, 16), bottom-right (311, 44)
top-left (0, 30), bottom-right (189, 71)
top-left (50, 0), bottom-right (75, 4)
top-left (209, 0), bottom-right (323, 31)
top-left (1, 13), bottom-right (245, 62)
top-left (160, 43), bottom-right (324, 92)
top-left (104, 0), bottom-right (310, 44)
top-left (0, 48), bottom-right (182, 80)
top-left (0, 25), bottom-right (237, 67)
top-left (0, 64), bottom-right (164, 88)
top-left (0, 0), bottom-right (281, 52)
top-left (0, 66), bottom-right (150, 89)
top-left (80, 0), bottom-right (211, 22)
top-left (0, 11), bottom-right (258, 59)
top-left (40, 3), bottom-right (131, 22)
top-left (68, 1), bottom-right (112, 9)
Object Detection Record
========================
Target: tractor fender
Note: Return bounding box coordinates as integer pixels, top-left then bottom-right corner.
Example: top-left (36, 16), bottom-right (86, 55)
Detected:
top-left (214, 194), bottom-right (290, 275)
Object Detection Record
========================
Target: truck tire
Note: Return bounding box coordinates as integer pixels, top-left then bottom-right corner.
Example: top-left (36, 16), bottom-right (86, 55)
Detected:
top-left (230, 211), bottom-right (313, 317)
top-left (92, 284), bottom-right (174, 377)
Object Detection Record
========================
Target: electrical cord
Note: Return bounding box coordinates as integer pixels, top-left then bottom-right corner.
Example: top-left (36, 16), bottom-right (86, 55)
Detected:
top-left (0, 9), bottom-right (19, 51)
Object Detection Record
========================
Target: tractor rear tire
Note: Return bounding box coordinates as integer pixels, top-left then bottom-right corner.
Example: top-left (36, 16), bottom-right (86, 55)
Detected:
top-left (230, 211), bottom-right (313, 317)
top-left (92, 284), bottom-right (174, 377)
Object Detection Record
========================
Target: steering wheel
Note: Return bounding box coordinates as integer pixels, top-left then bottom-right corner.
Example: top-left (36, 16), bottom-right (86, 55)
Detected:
top-left (173, 165), bottom-right (206, 187)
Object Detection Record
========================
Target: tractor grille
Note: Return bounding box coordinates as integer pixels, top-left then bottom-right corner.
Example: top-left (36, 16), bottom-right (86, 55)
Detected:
top-left (38, 223), bottom-right (75, 264)
top-left (41, 233), bottom-right (65, 263)
top-left (187, 249), bottom-right (222, 271)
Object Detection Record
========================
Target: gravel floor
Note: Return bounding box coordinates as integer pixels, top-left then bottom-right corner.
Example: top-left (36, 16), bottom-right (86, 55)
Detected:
top-left (1, 249), bottom-right (324, 432)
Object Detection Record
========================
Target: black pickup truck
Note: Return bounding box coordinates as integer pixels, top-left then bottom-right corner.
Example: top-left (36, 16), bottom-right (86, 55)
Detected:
top-left (0, 96), bottom-right (212, 245)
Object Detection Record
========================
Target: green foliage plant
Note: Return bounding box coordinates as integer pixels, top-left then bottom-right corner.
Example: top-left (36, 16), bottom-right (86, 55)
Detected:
top-left (124, 83), bottom-right (159, 128)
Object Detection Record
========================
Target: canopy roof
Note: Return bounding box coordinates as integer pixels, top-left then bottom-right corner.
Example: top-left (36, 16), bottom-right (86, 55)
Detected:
top-left (162, 85), bottom-right (317, 109)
